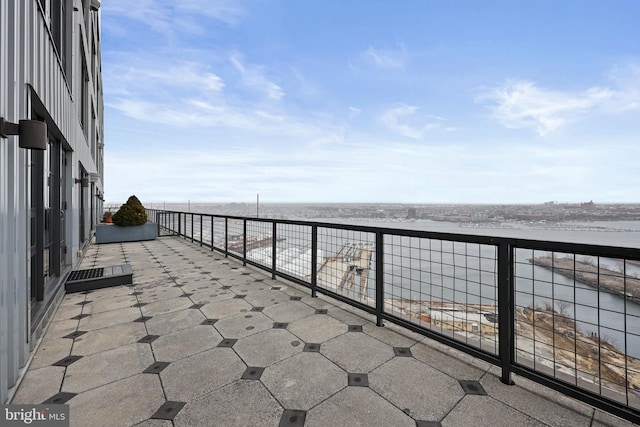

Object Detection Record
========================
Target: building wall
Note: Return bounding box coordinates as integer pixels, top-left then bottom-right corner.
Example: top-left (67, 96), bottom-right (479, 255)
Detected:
top-left (0, 0), bottom-right (103, 403)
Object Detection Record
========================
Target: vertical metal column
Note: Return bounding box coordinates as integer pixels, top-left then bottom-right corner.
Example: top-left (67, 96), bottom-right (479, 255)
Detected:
top-left (271, 222), bottom-right (277, 279)
top-left (498, 240), bottom-right (515, 385)
top-left (190, 213), bottom-right (194, 243)
top-left (211, 216), bottom-right (214, 251)
top-left (199, 215), bottom-right (203, 246)
top-left (224, 218), bottom-right (229, 257)
top-left (311, 225), bottom-right (318, 297)
top-left (178, 213), bottom-right (182, 237)
top-left (242, 219), bottom-right (247, 266)
top-left (375, 231), bottom-right (384, 327)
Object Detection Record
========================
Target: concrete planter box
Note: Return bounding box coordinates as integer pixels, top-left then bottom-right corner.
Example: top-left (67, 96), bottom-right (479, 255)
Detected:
top-left (96, 222), bottom-right (158, 244)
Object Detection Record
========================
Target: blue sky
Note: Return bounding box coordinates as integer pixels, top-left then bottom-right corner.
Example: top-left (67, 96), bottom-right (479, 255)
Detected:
top-left (101, 0), bottom-right (640, 205)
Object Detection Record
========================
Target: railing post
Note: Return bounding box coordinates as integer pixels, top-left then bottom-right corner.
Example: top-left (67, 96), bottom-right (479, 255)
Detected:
top-left (200, 215), bottom-right (203, 246)
top-left (243, 219), bottom-right (247, 266)
top-left (211, 216), bottom-right (214, 251)
top-left (178, 213), bottom-right (182, 237)
top-left (224, 218), bottom-right (229, 257)
top-left (271, 221), bottom-right (277, 279)
top-left (190, 213), bottom-right (194, 243)
top-left (311, 225), bottom-right (318, 297)
top-left (375, 231), bottom-right (384, 327)
top-left (498, 240), bottom-right (515, 385)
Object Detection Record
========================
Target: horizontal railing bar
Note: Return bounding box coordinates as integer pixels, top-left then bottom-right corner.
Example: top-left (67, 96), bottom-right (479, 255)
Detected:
top-left (150, 209), bottom-right (640, 259)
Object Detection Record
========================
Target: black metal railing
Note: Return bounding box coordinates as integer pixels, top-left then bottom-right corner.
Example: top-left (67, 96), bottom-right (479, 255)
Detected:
top-left (147, 208), bottom-right (640, 423)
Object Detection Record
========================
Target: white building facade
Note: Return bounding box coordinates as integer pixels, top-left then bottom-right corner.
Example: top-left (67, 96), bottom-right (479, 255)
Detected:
top-left (0, 0), bottom-right (103, 403)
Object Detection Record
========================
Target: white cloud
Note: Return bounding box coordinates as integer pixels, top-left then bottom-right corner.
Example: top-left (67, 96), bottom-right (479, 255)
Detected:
top-left (103, 0), bottom-right (244, 36)
top-left (378, 104), bottom-right (441, 138)
top-left (361, 46), bottom-right (406, 70)
top-left (231, 55), bottom-right (284, 101)
top-left (478, 65), bottom-right (640, 136)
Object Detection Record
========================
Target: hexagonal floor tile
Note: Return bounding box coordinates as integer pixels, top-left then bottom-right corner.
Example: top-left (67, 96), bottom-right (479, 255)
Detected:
top-left (161, 347), bottom-right (245, 401)
top-left (321, 332), bottom-right (395, 372)
top-left (234, 329), bottom-right (304, 367)
top-left (175, 380), bottom-right (282, 427)
top-left (261, 352), bottom-right (346, 410)
top-left (288, 315), bottom-right (347, 344)
top-left (369, 357), bottom-right (464, 421)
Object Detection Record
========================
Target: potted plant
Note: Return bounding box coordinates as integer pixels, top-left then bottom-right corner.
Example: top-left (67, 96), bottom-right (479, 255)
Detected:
top-left (102, 211), bottom-right (113, 223)
top-left (96, 195), bottom-right (157, 243)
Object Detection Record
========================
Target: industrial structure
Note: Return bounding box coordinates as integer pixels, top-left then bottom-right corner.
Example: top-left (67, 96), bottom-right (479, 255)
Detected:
top-left (0, 0), bottom-right (104, 403)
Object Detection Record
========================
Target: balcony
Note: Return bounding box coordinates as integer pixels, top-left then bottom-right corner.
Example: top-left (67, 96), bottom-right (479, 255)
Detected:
top-left (10, 212), bottom-right (640, 426)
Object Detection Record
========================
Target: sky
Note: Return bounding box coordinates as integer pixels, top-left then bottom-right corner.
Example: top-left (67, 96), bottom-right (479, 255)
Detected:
top-left (101, 0), bottom-right (640, 205)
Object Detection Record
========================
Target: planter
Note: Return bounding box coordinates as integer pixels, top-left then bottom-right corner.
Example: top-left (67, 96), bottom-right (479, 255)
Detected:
top-left (96, 222), bottom-right (158, 244)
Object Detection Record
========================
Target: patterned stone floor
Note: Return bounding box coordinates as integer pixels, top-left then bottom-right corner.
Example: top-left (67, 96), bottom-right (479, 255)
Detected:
top-left (10, 237), bottom-right (637, 426)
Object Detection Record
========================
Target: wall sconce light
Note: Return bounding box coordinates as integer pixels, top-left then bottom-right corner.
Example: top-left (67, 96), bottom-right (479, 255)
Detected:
top-left (75, 177), bottom-right (90, 187)
top-left (0, 117), bottom-right (47, 150)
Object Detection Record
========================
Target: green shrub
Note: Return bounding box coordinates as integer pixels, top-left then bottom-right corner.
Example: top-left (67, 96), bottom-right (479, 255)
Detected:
top-left (112, 195), bottom-right (148, 226)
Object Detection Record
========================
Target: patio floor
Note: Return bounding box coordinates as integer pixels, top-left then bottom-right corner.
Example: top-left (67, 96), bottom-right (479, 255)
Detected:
top-left (10, 236), bottom-right (636, 426)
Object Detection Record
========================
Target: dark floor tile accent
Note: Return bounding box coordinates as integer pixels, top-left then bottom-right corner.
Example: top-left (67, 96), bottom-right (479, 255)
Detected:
top-left (133, 316), bottom-right (153, 322)
top-left (180, 293), bottom-right (194, 297)
top-left (459, 380), bottom-right (487, 395)
top-left (303, 343), bottom-right (321, 353)
top-left (201, 318), bottom-right (218, 325)
top-left (132, 302), bottom-right (147, 308)
top-left (52, 355), bottom-right (83, 367)
top-left (273, 323), bottom-right (288, 329)
top-left (210, 277), bottom-right (220, 281)
top-left (348, 325), bottom-right (363, 332)
top-left (233, 294), bottom-right (247, 299)
top-left (173, 284), bottom-right (184, 288)
top-left (189, 303), bottom-right (205, 309)
top-left (250, 306), bottom-right (264, 312)
top-left (279, 409), bottom-right (307, 427)
top-left (254, 279), bottom-right (264, 282)
top-left (151, 401), bottom-right (186, 420)
top-left (143, 361), bottom-right (171, 374)
top-left (241, 272), bottom-right (251, 275)
top-left (348, 373), bottom-right (369, 387)
top-left (76, 300), bottom-right (92, 305)
top-left (220, 286), bottom-right (232, 290)
top-left (270, 286), bottom-right (281, 290)
top-left (241, 366), bottom-right (265, 380)
top-left (62, 331), bottom-right (87, 339)
top-left (42, 392), bottom-right (76, 405)
top-left (416, 421), bottom-right (442, 427)
top-left (289, 296), bottom-right (302, 301)
top-left (218, 339), bottom-right (238, 348)
top-left (138, 335), bottom-right (160, 344)
top-left (129, 291), bottom-right (143, 296)
top-left (315, 309), bottom-right (328, 315)
top-left (393, 347), bottom-right (412, 357)
top-left (69, 313), bottom-right (91, 320)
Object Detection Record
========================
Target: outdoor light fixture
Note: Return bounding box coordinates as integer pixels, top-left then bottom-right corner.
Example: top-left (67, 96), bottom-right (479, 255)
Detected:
top-left (0, 117), bottom-right (47, 150)
top-left (75, 177), bottom-right (89, 187)
top-left (90, 0), bottom-right (101, 11)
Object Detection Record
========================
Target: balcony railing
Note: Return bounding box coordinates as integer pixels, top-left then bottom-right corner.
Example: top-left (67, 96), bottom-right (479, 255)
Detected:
top-left (147, 208), bottom-right (640, 424)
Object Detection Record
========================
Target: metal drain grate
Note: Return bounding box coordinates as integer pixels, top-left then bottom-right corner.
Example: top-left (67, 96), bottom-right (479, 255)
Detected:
top-left (68, 268), bottom-right (104, 281)
top-left (65, 264), bottom-right (133, 293)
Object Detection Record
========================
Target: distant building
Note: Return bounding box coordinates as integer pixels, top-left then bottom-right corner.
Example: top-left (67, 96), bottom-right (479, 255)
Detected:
top-left (0, 0), bottom-right (103, 403)
top-left (430, 310), bottom-right (498, 335)
top-left (407, 207), bottom-right (417, 219)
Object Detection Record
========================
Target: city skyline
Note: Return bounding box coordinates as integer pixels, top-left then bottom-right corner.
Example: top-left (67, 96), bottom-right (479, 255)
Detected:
top-left (102, 1), bottom-right (640, 204)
